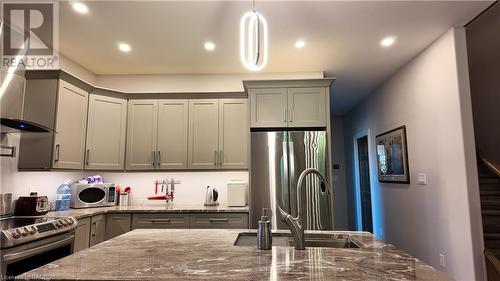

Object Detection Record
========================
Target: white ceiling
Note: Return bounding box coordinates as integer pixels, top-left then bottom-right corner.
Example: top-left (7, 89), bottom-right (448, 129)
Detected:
top-left (58, 1), bottom-right (491, 115)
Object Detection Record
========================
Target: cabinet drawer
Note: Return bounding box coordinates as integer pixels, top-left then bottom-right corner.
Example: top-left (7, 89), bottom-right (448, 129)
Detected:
top-left (189, 213), bottom-right (248, 229)
top-left (132, 214), bottom-right (189, 229)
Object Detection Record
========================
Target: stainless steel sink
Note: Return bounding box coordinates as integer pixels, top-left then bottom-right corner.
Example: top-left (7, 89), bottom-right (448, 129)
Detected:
top-left (233, 232), bottom-right (363, 249)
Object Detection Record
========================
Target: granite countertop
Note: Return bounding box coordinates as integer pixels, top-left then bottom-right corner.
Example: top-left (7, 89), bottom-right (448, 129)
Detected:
top-left (48, 204), bottom-right (249, 219)
top-left (18, 229), bottom-right (449, 281)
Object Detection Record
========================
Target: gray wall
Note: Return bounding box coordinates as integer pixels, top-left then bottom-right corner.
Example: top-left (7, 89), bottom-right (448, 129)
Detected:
top-left (343, 28), bottom-right (483, 280)
top-left (466, 3), bottom-right (500, 165)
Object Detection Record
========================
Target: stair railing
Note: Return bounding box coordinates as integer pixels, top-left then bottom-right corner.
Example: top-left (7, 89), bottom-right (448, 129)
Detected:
top-left (478, 150), bottom-right (500, 178)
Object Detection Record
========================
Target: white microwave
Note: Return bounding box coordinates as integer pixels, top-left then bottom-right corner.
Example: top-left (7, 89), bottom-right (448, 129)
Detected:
top-left (70, 183), bottom-right (116, 209)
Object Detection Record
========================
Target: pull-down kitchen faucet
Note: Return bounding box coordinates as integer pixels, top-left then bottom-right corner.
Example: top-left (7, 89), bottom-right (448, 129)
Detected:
top-left (278, 168), bottom-right (331, 250)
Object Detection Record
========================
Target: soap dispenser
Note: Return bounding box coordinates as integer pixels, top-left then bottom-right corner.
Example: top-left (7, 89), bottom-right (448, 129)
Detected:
top-left (257, 208), bottom-right (272, 250)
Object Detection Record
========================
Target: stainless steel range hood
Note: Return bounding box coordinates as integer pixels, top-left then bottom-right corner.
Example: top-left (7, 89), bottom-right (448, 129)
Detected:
top-left (0, 57), bottom-right (54, 133)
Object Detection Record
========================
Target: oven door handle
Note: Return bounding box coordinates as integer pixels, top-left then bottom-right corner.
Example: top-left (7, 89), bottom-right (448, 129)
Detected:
top-left (3, 235), bottom-right (74, 263)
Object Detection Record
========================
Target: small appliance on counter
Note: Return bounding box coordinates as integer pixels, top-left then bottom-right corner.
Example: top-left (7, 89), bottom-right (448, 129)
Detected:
top-left (14, 194), bottom-right (49, 216)
top-left (70, 183), bottom-right (116, 209)
top-left (204, 186), bottom-right (219, 206)
top-left (227, 180), bottom-right (248, 207)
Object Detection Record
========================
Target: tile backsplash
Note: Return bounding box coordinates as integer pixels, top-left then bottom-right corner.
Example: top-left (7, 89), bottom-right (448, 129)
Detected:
top-left (1, 134), bottom-right (248, 207)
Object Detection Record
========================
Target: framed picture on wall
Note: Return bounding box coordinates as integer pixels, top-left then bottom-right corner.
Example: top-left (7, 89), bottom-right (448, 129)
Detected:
top-left (376, 125), bottom-right (410, 184)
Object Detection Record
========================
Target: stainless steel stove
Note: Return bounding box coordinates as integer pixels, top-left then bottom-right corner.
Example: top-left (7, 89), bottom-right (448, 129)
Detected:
top-left (0, 216), bottom-right (77, 278)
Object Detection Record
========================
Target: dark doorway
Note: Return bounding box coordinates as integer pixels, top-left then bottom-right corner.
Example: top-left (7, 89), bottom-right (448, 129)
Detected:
top-left (357, 136), bottom-right (373, 233)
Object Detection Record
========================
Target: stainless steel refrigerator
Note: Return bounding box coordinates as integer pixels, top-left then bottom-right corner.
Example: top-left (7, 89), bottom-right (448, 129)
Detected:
top-left (250, 130), bottom-right (332, 231)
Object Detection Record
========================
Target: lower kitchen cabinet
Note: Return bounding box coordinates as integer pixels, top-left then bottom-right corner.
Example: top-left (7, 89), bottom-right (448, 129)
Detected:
top-left (106, 214), bottom-right (132, 240)
top-left (132, 214), bottom-right (189, 229)
top-left (89, 214), bottom-right (106, 246)
top-left (74, 217), bottom-right (91, 253)
top-left (189, 213), bottom-right (248, 229)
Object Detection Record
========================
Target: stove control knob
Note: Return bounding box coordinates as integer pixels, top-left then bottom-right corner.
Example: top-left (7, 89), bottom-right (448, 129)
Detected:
top-left (29, 226), bottom-right (37, 234)
top-left (61, 220), bottom-right (68, 226)
top-left (55, 221), bottom-right (63, 228)
top-left (67, 218), bottom-right (74, 225)
top-left (21, 227), bottom-right (29, 236)
top-left (11, 229), bottom-right (22, 238)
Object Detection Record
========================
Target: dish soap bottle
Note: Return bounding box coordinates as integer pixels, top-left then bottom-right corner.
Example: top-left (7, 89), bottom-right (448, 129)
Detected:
top-left (257, 208), bottom-right (272, 250)
top-left (55, 181), bottom-right (71, 211)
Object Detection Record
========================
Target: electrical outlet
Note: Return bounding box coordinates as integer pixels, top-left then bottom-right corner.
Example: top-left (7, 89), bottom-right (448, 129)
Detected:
top-left (417, 173), bottom-right (427, 185)
top-left (439, 253), bottom-right (445, 268)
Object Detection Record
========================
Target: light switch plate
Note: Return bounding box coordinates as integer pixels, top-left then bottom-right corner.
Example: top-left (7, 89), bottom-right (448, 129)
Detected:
top-left (439, 253), bottom-right (445, 268)
top-left (417, 173), bottom-right (426, 185)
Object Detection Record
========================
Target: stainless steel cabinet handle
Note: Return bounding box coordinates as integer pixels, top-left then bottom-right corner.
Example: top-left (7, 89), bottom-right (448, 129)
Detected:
top-left (209, 218), bottom-right (229, 223)
top-left (55, 144), bottom-right (60, 162)
top-left (157, 151), bottom-right (161, 168)
top-left (219, 150), bottom-right (223, 166)
top-left (91, 222), bottom-right (96, 237)
top-left (283, 108), bottom-right (287, 122)
top-left (86, 149), bottom-right (90, 166)
top-left (151, 218), bottom-right (171, 223)
top-left (214, 150), bottom-right (218, 166)
top-left (152, 151), bottom-right (156, 167)
top-left (289, 109), bottom-right (293, 122)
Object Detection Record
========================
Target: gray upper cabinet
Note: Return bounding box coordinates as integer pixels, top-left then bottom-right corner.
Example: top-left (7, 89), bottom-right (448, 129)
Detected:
top-left (52, 80), bottom-right (89, 169)
top-left (248, 87), bottom-right (328, 128)
top-left (85, 94), bottom-right (127, 170)
top-left (157, 100), bottom-right (189, 169)
top-left (188, 99), bottom-right (219, 169)
top-left (287, 87), bottom-right (327, 127)
top-left (125, 100), bottom-right (158, 170)
top-left (250, 88), bottom-right (287, 128)
top-left (218, 99), bottom-right (248, 169)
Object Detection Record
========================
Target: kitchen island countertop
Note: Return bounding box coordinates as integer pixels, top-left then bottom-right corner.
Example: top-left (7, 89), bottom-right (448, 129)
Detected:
top-left (48, 204), bottom-right (249, 219)
top-left (17, 229), bottom-right (449, 281)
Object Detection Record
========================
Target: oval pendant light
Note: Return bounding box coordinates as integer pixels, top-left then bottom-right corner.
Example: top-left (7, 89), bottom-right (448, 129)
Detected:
top-left (240, 4), bottom-right (268, 71)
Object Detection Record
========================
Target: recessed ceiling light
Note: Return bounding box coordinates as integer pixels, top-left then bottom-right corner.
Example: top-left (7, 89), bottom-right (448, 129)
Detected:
top-left (204, 41), bottom-right (216, 51)
top-left (118, 42), bottom-right (131, 53)
top-left (380, 36), bottom-right (396, 47)
top-left (72, 2), bottom-right (89, 14)
top-left (295, 40), bottom-right (306, 49)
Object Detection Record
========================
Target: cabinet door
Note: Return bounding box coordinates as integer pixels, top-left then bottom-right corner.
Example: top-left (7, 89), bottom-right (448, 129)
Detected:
top-left (218, 99), bottom-right (248, 169)
top-left (188, 99), bottom-right (219, 169)
top-left (105, 214), bottom-right (131, 240)
top-left (53, 80), bottom-right (88, 169)
top-left (125, 100), bottom-right (158, 170)
top-left (249, 88), bottom-right (287, 128)
top-left (74, 217), bottom-right (91, 252)
top-left (287, 87), bottom-right (327, 127)
top-left (89, 214), bottom-right (106, 246)
top-left (157, 100), bottom-right (189, 169)
top-left (85, 95), bottom-right (127, 170)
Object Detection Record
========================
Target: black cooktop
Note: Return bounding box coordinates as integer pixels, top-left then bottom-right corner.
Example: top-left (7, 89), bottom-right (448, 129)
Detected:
top-left (0, 216), bottom-right (60, 231)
